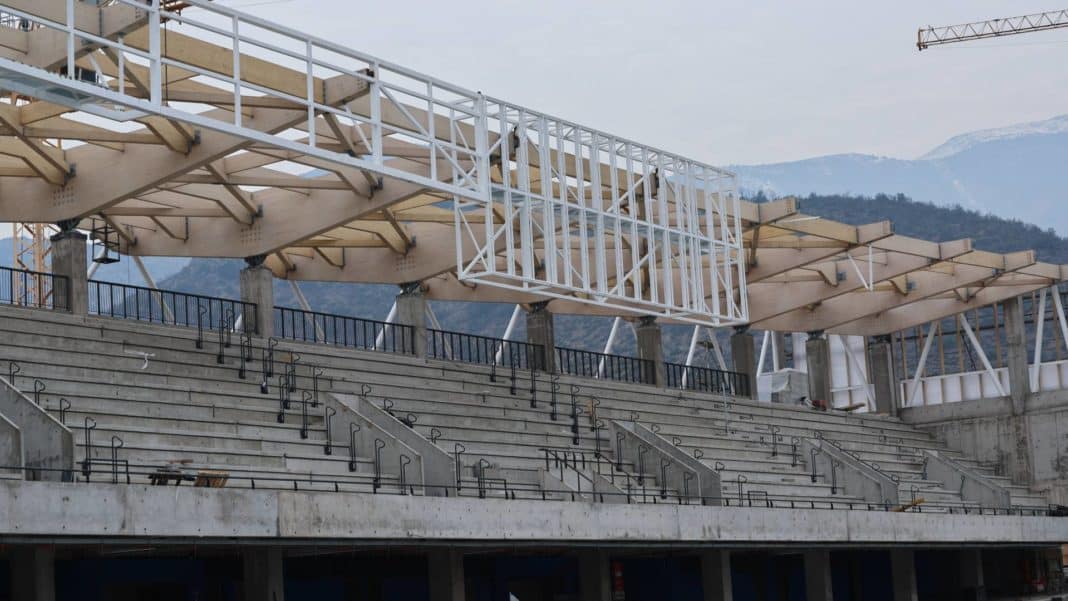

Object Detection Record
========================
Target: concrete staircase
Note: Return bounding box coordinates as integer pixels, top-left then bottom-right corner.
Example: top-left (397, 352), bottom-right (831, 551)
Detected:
top-left (0, 303), bottom-right (1049, 510)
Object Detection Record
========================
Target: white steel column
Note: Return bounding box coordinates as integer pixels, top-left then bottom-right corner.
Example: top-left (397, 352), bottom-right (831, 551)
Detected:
top-left (906, 322), bottom-right (938, 407)
top-left (958, 313), bottom-right (1007, 397)
top-left (288, 279), bottom-right (324, 341)
top-left (494, 304), bottom-right (522, 365)
top-left (373, 301), bottom-right (398, 350)
top-left (597, 316), bottom-right (623, 378)
top-left (133, 255), bottom-right (176, 323)
top-left (1031, 288), bottom-right (1047, 391)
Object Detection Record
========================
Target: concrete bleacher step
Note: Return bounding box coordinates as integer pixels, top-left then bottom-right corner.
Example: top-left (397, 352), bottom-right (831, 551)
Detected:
top-left (0, 303), bottom-right (1048, 509)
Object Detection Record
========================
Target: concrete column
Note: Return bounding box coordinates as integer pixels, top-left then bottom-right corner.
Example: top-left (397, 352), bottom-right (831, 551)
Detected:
top-left (635, 316), bottom-right (667, 386)
top-left (10, 546), bottom-right (55, 601)
top-left (525, 301), bottom-right (556, 372)
top-left (243, 548), bottom-right (284, 601)
top-left (1002, 296), bottom-right (1035, 486)
top-left (1003, 296), bottom-right (1031, 413)
top-left (49, 225), bottom-right (86, 314)
top-left (890, 549), bottom-right (918, 601)
top-left (959, 549), bottom-right (985, 601)
top-left (578, 550), bottom-right (611, 601)
top-left (239, 255), bottom-right (274, 337)
top-left (729, 326), bottom-right (757, 398)
top-left (869, 335), bottom-right (899, 415)
top-left (428, 549), bottom-right (465, 601)
top-left (803, 550), bottom-right (833, 601)
top-left (805, 332), bottom-right (832, 407)
top-left (395, 282), bottom-right (427, 357)
top-left (700, 550), bottom-right (733, 601)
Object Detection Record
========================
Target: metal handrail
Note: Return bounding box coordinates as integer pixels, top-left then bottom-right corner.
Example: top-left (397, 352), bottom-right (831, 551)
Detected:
top-left (3, 464), bottom-right (1057, 516)
top-left (554, 346), bottom-right (654, 384)
top-left (664, 362), bottom-right (750, 396)
top-left (427, 328), bottom-right (544, 371)
top-left (274, 305), bottom-right (415, 354)
top-left (89, 279), bottom-right (256, 334)
top-left (0, 265), bottom-right (69, 311)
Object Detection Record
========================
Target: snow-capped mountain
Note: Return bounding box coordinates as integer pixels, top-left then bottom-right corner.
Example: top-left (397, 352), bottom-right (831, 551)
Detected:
top-left (731, 114), bottom-right (1068, 233)
top-left (921, 115), bottom-right (1068, 161)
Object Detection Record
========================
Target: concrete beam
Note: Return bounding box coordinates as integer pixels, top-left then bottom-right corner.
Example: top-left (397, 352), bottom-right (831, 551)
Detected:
top-left (3, 481), bottom-right (1067, 544)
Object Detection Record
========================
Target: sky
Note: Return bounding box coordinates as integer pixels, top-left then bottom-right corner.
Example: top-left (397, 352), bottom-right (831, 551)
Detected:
top-left (214, 0), bottom-right (1068, 166)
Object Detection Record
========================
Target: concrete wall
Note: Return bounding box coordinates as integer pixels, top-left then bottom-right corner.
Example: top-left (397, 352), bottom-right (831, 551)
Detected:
top-left (324, 393), bottom-right (427, 494)
top-left (0, 410), bottom-right (22, 476)
top-left (801, 438), bottom-right (899, 505)
top-left (1, 480), bottom-right (1065, 544)
top-left (335, 392), bottom-right (452, 495)
top-left (901, 389), bottom-right (1068, 501)
top-left (0, 377), bottom-right (73, 481)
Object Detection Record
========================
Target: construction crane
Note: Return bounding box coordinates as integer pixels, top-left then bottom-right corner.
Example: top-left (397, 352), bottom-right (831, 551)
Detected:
top-left (918, 9), bottom-right (1068, 50)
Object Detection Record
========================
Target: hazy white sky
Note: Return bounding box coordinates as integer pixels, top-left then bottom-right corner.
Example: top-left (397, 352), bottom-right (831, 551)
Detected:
top-left (219, 0), bottom-right (1068, 165)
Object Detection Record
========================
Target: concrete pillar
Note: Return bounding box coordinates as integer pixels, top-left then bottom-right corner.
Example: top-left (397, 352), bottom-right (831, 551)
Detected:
top-left (729, 326), bottom-right (757, 398)
top-left (890, 549), bottom-right (918, 601)
top-left (772, 332), bottom-right (787, 370)
top-left (578, 550), bottom-right (611, 601)
top-left (242, 548), bottom-right (284, 601)
top-left (525, 301), bottom-right (555, 372)
top-left (428, 550), bottom-right (465, 601)
top-left (803, 550), bottom-right (833, 601)
top-left (805, 332), bottom-right (832, 407)
top-left (395, 282), bottom-right (427, 357)
top-left (1003, 296), bottom-right (1031, 413)
top-left (239, 255), bottom-right (274, 337)
top-left (869, 335), bottom-right (899, 415)
top-left (635, 316), bottom-right (667, 386)
top-left (243, 548), bottom-right (284, 601)
top-left (959, 549), bottom-right (986, 601)
top-left (49, 224), bottom-right (86, 314)
top-left (1002, 296), bottom-right (1035, 486)
top-left (700, 550), bottom-right (733, 601)
top-left (10, 546), bottom-right (55, 601)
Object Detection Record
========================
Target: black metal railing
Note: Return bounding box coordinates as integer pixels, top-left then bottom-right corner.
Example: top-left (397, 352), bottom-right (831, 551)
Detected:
top-left (427, 329), bottom-right (544, 370)
top-left (274, 306), bottom-right (415, 354)
top-left (0, 266), bottom-right (69, 311)
top-left (554, 347), bottom-right (654, 384)
top-left (88, 280), bottom-right (257, 333)
top-left (664, 363), bottom-right (750, 397)
top-left (4, 462), bottom-right (1059, 517)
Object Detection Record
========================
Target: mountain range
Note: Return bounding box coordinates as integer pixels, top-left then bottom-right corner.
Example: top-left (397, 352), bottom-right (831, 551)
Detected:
top-left (732, 114), bottom-right (1068, 235)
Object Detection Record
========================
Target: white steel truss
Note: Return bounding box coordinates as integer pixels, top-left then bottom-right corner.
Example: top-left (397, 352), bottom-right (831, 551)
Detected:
top-left (456, 101), bottom-right (747, 325)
